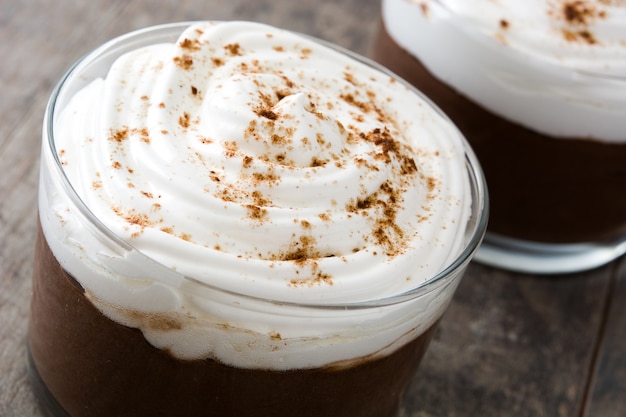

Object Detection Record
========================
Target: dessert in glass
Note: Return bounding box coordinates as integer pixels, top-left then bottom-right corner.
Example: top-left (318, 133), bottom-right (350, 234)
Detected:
top-left (374, 0), bottom-right (626, 273)
top-left (28, 21), bottom-right (487, 417)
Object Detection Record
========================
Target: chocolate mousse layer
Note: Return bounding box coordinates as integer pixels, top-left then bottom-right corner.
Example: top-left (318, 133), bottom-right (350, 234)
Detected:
top-left (29, 225), bottom-right (437, 417)
top-left (373, 23), bottom-right (626, 244)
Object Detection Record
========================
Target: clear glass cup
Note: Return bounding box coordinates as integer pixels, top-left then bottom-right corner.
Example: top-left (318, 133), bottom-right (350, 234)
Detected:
top-left (374, 0), bottom-right (626, 274)
top-left (28, 22), bottom-right (488, 417)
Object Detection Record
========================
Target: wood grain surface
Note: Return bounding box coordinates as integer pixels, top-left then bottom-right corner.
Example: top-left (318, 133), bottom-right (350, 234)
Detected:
top-left (0, 1), bottom-right (624, 416)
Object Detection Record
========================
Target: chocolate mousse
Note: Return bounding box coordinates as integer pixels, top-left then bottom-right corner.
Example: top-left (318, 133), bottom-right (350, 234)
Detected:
top-left (30, 226), bottom-right (438, 417)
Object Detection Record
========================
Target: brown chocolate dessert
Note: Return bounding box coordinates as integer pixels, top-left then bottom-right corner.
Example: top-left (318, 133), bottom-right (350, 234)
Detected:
top-left (373, 23), bottom-right (626, 244)
top-left (29, 225), bottom-right (437, 417)
top-left (29, 21), bottom-right (486, 416)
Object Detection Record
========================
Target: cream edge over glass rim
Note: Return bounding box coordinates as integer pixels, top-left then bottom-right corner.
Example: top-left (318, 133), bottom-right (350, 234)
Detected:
top-left (382, 0), bottom-right (626, 142)
top-left (40, 21), bottom-right (484, 369)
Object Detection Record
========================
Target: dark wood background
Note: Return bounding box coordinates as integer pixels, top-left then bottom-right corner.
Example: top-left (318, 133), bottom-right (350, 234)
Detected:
top-left (1, 1), bottom-right (624, 416)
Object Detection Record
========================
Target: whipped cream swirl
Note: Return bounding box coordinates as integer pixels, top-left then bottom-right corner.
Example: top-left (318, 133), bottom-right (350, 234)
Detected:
top-left (383, 0), bottom-right (626, 142)
top-left (43, 21), bottom-right (476, 367)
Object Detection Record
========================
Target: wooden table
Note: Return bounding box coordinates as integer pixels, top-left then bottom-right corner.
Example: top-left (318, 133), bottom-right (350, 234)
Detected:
top-left (1, 1), bottom-right (624, 416)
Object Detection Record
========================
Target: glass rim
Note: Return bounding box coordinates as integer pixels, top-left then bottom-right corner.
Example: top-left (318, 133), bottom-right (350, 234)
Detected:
top-left (43, 21), bottom-right (489, 310)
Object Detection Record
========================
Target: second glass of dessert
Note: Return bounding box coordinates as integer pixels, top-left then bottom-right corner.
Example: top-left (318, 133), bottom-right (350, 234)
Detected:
top-left (374, 0), bottom-right (626, 273)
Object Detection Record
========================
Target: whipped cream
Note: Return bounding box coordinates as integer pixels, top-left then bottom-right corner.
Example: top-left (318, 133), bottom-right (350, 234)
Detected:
top-left (41, 21), bottom-right (480, 369)
top-left (382, 0), bottom-right (626, 142)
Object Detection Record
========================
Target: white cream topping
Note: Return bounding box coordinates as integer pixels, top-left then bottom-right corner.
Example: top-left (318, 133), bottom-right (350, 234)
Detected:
top-left (41, 21), bottom-right (477, 369)
top-left (382, 0), bottom-right (626, 142)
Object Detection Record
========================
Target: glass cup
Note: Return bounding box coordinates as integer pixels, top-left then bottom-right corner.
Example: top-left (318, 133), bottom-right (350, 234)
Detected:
top-left (28, 22), bottom-right (488, 417)
top-left (374, 0), bottom-right (626, 274)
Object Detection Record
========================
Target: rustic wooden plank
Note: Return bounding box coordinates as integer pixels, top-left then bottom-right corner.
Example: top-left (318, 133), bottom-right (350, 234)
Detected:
top-left (402, 262), bottom-right (613, 417)
top-left (584, 257), bottom-right (626, 417)
top-left (1, 1), bottom-right (623, 417)
top-left (0, 95), bottom-right (42, 417)
top-left (0, 1), bottom-right (63, 415)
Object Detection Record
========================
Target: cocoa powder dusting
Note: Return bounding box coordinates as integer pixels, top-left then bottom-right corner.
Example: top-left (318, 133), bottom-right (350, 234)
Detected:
top-left (173, 54), bottom-right (194, 70)
top-left (109, 127), bottom-right (150, 143)
top-left (112, 207), bottom-right (157, 238)
top-left (359, 127), bottom-right (398, 162)
top-left (224, 43), bottom-right (242, 56)
top-left (289, 271), bottom-right (333, 288)
top-left (138, 128), bottom-right (150, 144)
top-left (563, 1), bottom-right (595, 25)
top-left (318, 213), bottom-right (331, 222)
top-left (242, 155), bottom-right (254, 168)
top-left (258, 109), bottom-right (278, 120)
top-left (179, 112), bottom-right (191, 128)
top-left (251, 171), bottom-right (280, 184)
top-left (345, 179), bottom-right (408, 257)
top-left (160, 226), bottom-right (174, 235)
top-left (556, 0), bottom-right (606, 44)
top-left (179, 38), bottom-right (201, 51)
top-left (110, 127), bottom-right (129, 142)
top-left (251, 190), bottom-right (270, 207)
top-left (245, 204), bottom-right (268, 222)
